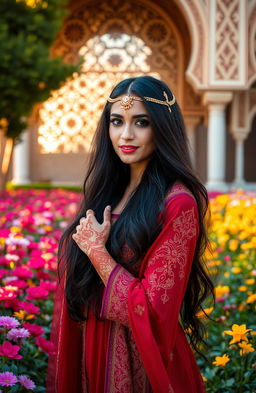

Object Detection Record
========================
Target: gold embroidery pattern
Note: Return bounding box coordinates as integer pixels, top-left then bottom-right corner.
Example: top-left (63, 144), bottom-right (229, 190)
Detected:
top-left (104, 268), bottom-right (134, 326)
top-left (134, 304), bottom-right (145, 316)
top-left (147, 206), bottom-right (197, 305)
top-left (106, 324), bottom-right (149, 393)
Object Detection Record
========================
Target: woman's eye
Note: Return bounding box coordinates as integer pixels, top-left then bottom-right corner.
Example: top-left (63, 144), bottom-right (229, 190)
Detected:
top-left (110, 118), bottom-right (122, 126)
top-left (136, 119), bottom-right (150, 127)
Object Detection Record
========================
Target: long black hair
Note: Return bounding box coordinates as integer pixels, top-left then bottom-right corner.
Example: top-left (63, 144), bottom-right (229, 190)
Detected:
top-left (59, 75), bottom-right (215, 358)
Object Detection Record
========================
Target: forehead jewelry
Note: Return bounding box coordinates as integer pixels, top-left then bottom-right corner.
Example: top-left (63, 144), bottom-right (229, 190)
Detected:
top-left (107, 91), bottom-right (175, 112)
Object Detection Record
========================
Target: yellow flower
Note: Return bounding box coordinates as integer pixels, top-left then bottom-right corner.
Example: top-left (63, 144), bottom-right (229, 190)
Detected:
top-left (238, 286), bottom-right (247, 292)
top-left (14, 310), bottom-right (34, 321)
top-left (239, 342), bottom-right (255, 356)
top-left (229, 239), bottom-right (239, 251)
top-left (224, 324), bottom-right (252, 344)
top-left (246, 294), bottom-right (256, 304)
top-left (246, 278), bottom-right (255, 285)
top-left (10, 226), bottom-right (21, 233)
top-left (215, 285), bottom-right (230, 298)
top-left (231, 267), bottom-right (241, 274)
top-left (212, 354), bottom-right (230, 367)
top-left (223, 272), bottom-right (230, 278)
top-left (196, 307), bottom-right (214, 319)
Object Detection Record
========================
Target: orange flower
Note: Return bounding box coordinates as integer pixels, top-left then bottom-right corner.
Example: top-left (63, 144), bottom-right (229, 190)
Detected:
top-left (246, 294), bottom-right (256, 304)
top-left (212, 354), bottom-right (230, 367)
top-left (238, 342), bottom-right (255, 356)
top-left (224, 324), bottom-right (252, 344)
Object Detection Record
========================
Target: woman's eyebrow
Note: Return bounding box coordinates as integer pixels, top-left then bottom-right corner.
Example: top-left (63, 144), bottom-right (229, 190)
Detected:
top-left (110, 113), bottom-right (149, 119)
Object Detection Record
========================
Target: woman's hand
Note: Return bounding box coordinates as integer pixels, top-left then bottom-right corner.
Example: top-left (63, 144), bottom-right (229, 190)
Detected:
top-left (72, 206), bottom-right (111, 257)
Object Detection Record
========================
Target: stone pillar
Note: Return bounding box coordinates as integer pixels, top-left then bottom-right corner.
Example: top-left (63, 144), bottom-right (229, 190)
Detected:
top-left (12, 129), bottom-right (31, 184)
top-left (185, 116), bottom-right (200, 169)
top-left (203, 92), bottom-right (233, 191)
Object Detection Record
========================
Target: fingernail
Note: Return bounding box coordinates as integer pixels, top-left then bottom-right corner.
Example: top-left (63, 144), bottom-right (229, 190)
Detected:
top-left (107, 205), bottom-right (111, 210)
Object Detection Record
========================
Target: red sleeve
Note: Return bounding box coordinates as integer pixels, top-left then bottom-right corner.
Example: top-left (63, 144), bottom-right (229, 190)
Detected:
top-left (100, 193), bottom-right (199, 392)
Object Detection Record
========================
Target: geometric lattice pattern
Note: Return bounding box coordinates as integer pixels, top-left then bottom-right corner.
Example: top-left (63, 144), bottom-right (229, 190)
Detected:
top-left (38, 34), bottom-right (159, 153)
top-left (215, 0), bottom-right (239, 80)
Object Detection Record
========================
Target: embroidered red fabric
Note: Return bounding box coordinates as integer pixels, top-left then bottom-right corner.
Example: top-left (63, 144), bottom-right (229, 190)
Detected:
top-left (46, 185), bottom-right (206, 393)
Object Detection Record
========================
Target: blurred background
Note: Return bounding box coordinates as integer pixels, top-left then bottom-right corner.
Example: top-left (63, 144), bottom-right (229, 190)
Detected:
top-left (0, 0), bottom-right (255, 191)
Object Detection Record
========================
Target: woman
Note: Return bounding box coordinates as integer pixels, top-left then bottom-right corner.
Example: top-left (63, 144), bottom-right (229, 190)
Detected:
top-left (47, 76), bottom-right (214, 393)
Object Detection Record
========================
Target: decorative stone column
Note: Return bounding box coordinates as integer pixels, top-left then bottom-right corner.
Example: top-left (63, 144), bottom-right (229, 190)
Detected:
top-left (12, 129), bottom-right (31, 184)
top-left (233, 135), bottom-right (246, 186)
top-left (184, 116), bottom-right (200, 169)
top-left (203, 92), bottom-right (233, 191)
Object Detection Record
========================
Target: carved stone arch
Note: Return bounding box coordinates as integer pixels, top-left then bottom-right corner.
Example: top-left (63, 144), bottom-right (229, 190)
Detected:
top-left (172, 0), bottom-right (207, 90)
top-left (248, 2), bottom-right (256, 87)
top-left (53, 0), bottom-right (186, 103)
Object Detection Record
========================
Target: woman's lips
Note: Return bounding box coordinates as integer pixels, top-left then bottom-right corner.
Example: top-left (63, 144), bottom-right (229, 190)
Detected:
top-left (119, 145), bottom-right (139, 154)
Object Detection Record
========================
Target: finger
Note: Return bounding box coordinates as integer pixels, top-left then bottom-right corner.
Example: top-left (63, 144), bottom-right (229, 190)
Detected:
top-left (72, 233), bottom-right (77, 241)
top-left (103, 205), bottom-right (111, 225)
top-left (86, 209), bottom-right (94, 216)
top-left (80, 217), bottom-right (86, 224)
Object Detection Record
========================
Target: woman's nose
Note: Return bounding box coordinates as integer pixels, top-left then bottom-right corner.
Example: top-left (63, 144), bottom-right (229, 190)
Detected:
top-left (121, 124), bottom-right (134, 139)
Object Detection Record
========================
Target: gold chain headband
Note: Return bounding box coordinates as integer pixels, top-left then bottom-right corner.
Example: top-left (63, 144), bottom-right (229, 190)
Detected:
top-left (107, 91), bottom-right (175, 112)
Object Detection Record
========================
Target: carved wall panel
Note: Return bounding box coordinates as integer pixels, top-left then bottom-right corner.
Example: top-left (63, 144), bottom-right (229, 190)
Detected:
top-left (248, 2), bottom-right (256, 86)
top-left (209, 0), bottom-right (247, 87)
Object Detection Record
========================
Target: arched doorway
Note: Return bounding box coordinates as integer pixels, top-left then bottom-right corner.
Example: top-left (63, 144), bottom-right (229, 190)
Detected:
top-left (31, 0), bottom-right (204, 184)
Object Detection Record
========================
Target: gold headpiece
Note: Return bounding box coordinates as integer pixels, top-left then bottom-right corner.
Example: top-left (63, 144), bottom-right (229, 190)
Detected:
top-left (107, 91), bottom-right (175, 112)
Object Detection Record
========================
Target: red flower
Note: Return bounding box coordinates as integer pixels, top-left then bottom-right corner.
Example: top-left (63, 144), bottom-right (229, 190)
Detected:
top-left (26, 286), bottom-right (49, 300)
top-left (35, 336), bottom-right (56, 355)
top-left (0, 341), bottom-right (22, 359)
top-left (23, 322), bottom-right (45, 336)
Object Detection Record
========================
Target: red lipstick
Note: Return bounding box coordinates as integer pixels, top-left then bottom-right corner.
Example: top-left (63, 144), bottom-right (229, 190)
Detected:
top-left (119, 145), bottom-right (139, 154)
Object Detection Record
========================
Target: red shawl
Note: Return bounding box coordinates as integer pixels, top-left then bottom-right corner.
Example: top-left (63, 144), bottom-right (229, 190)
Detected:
top-left (47, 184), bottom-right (206, 393)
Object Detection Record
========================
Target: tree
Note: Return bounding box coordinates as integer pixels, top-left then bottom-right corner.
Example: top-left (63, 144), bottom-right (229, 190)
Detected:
top-left (0, 0), bottom-right (81, 190)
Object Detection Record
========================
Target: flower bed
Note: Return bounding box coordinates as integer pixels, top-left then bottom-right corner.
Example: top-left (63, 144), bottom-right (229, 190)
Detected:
top-left (196, 190), bottom-right (256, 392)
top-left (0, 188), bottom-right (255, 392)
top-left (0, 189), bottom-right (80, 392)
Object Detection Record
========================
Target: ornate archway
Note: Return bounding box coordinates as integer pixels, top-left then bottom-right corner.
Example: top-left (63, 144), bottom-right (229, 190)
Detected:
top-left (38, 0), bottom-right (204, 154)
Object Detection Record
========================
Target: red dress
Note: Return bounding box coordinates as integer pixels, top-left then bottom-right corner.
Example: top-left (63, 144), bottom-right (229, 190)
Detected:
top-left (47, 183), bottom-right (206, 393)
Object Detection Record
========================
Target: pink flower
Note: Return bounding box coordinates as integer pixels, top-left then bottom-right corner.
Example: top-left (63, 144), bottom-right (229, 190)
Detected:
top-left (0, 288), bottom-right (17, 301)
top-left (7, 328), bottom-right (30, 341)
top-left (35, 336), bottom-right (56, 355)
top-left (39, 280), bottom-right (57, 292)
top-left (223, 255), bottom-right (231, 261)
top-left (18, 301), bottom-right (40, 314)
top-left (18, 375), bottom-right (36, 390)
top-left (0, 371), bottom-right (18, 386)
top-left (26, 286), bottom-right (49, 300)
top-left (216, 296), bottom-right (225, 303)
top-left (0, 316), bottom-right (20, 329)
top-left (0, 341), bottom-right (22, 359)
top-left (23, 322), bottom-right (45, 336)
top-left (7, 279), bottom-right (28, 289)
top-left (27, 256), bottom-right (46, 269)
top-left (11, 267), bottom-right (32, 279)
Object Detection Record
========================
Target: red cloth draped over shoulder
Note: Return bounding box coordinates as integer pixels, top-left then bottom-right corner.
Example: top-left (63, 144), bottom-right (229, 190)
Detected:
top-left (100, 189), bottom-right (206, 392)
top-left (46, 183), bottom-right (206, 393)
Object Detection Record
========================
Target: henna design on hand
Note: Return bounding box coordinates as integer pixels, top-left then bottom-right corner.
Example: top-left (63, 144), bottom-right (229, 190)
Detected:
top-left (72, 206), bottom-right (116, 284)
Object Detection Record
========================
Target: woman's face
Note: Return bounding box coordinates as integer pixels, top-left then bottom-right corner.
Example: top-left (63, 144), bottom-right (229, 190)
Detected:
top-left (109, 96), bottom-right (155, 169)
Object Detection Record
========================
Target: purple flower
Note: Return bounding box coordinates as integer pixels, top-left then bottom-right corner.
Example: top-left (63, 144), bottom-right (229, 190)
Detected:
top-left (7, 328), bottom-right (30, 341)
top-left (0, 371), bottom-right (18, 386)
top-left (0, 316), bottom-right (20, 329)
top-left (18, 375), bottom-right (36, 390)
